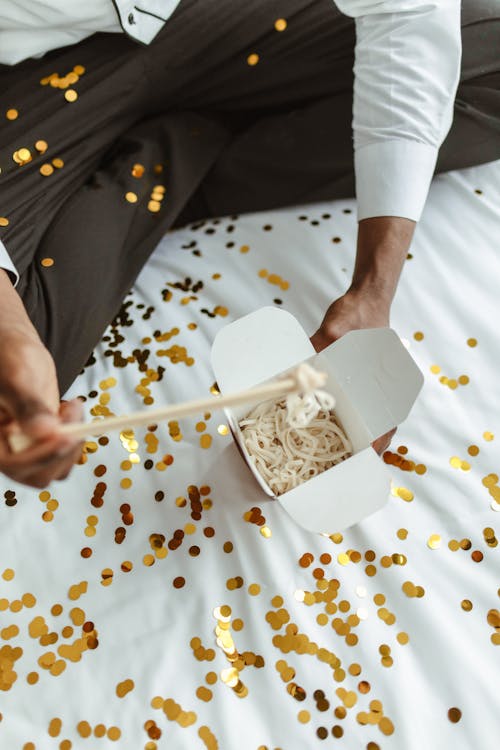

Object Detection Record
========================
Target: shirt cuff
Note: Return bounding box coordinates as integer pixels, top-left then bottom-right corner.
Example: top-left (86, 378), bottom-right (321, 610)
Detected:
top-left (0, 240), bottom-right (20, 286)
top-left (355, 140), bottom-right (439, 222)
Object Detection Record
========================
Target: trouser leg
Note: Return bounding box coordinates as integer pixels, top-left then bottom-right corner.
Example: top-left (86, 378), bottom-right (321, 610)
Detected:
top-left (0, 22), bottom-right (230, 394)
top-left (22, 113), bottom-right (229, 394)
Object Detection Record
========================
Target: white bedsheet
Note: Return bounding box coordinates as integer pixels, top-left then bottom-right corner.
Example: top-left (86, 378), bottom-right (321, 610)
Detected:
top-left (1, 160), bottom-right (499, 750)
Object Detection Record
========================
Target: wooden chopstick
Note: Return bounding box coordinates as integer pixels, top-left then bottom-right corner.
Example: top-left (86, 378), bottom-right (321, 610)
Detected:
top-left (8, 366), bottom-right (327, 451)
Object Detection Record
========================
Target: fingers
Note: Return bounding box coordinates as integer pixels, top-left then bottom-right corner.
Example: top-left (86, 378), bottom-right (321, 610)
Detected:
top-left (0, 398), bottom-right (84, 488)
top-left (310, 328), bottom-right (334, 353)
top-left (372, 428), bottom-right (397, 456)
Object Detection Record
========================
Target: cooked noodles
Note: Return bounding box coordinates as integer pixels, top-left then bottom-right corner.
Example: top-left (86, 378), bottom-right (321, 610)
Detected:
top-left (239, 390), bottom-right (352, 495)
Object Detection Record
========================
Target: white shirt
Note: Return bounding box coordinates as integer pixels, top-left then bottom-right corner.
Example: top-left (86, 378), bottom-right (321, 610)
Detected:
top-left (0, 0), bottom-right (461, 286)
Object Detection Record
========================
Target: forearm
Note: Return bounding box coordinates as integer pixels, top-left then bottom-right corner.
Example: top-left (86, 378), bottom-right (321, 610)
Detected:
top-left (349, 216), bottom-right (416, 306)
top-left (311, 215), bottom-right (416, 351)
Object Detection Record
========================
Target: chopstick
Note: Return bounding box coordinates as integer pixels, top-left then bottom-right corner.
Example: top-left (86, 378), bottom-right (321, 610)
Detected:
top-left (8, 365), bottom-right (327, 451)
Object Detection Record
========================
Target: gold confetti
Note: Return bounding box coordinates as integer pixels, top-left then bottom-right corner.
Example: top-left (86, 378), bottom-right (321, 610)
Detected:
top-left (427, 534), bottom-right (442, 550)
top-left (247, 53), bottom-right (259, 66)
top-left (65, 90), bottom-right (78, 102)
top-left (6, 109), bottom-right (18, 120)
top-left (274, 18), bottom-right (287, 31)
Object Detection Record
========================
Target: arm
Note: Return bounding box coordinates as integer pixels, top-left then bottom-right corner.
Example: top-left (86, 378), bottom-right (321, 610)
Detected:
top-left (0, 268), bottom-right (83, 487)
top-left (313, 0), bottom-right (461, 347)
top-left (311, 215), bottom-right (414, 350)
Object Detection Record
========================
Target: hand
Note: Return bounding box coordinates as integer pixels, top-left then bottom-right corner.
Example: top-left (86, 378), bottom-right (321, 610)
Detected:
top-left (310, 287), bottom-right (390, 352)
top-left (0, 328), bottom-right (83, 488)
top-left (310, 287), bottom-right (396, 455)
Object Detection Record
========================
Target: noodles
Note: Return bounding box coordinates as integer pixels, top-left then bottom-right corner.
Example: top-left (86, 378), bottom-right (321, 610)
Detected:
top-left (239, 390), bottom-right (352, 496)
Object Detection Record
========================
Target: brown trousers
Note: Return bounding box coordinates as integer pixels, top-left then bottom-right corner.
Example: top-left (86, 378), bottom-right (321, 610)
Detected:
top-left (0, 0), bottom-right (499, 394)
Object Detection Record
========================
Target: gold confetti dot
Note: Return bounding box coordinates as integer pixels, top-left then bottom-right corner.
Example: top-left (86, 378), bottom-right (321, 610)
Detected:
top-left (40, 258), bottom-right (54, 269)
top-left (6, 109), bottom-right (18, 120)
top-left (64, 90), bottom-right (78, 102)
top-left (48, 718), bottom-right (62, 737)
top-left (467, 338), bottom-right (477, 347)
top-left (395, 487), bottom-right (414, 502)
top-left (0, 217), bottom-right (9, 227)
top-left (448, 707), bottom-right (462, 723)
top-left (458, 375), bottom-right (469, 385)
top-left (131, 163), bottom-right (145, 178)
top-left (40, 163), bottom-right (54, 176)
top-left (274, 18), bottom-right (287, 31)
top-left (125, 192), bottom-right (138, 203)
top-left (52, 158), bottom-right (64, 169)
top-left (148, 200), bottom-right (161, 213)
top-left (260, 526), bottom-right (272, 538)
top-left (413, 331), bottom-right (424, 341)
top-left (2, 569), bottom-right (14, 581)
top-left (483, 431), bottom-right (494, 441)
top-left (247, 53), bottom-right (259, 66)
top-left (430, 364), bottom-right (441, 374)
top-left (427, 534), bottom-right (441, 550)
top-left (200, 434), bottom-right (212, 449)
top-left (107, 727), bottom-right (121, 741)
top-left (248, 583), bottom-right (261, 596)
top-left (297, 710), bottom-right (310, 724)
top-left (35, 141), bottom-right (48, 157)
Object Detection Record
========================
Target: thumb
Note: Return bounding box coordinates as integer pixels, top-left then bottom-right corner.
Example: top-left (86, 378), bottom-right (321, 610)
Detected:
top-left (9, 398), bottom-right (60, 441)
top-left (310, 328), bottom-right (333, 353)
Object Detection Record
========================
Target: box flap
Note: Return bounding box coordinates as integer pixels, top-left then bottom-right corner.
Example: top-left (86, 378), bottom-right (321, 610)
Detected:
top-left (211, 307), bottom-right (315, 393)
top-left (318, 328), bottom-right (424, 439)
top-left (278, 448), bottom-right (391, 533)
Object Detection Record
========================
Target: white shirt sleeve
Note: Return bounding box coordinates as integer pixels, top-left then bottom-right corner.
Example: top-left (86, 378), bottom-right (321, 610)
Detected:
top-left (0, 240), bottom-right (20, 286)
top-left (334, 0), bottom-right (461, 221)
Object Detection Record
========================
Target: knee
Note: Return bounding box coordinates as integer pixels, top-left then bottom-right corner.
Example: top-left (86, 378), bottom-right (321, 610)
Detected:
top-left (461, 0), bottom-right (500, 27)
top-left (459, 0), bottom-right (500, 81)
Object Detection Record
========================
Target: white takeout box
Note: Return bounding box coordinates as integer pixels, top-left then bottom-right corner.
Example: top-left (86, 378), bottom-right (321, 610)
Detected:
top-left (211, 307), bottom-right (424, 533)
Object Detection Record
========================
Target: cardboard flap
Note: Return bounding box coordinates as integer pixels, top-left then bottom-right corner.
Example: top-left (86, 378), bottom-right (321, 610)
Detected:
top-left (211, 307), bottom-right (315, 393)
top-left (278, 448), bottom-right (391, 533)
top-left (318, 328), bottom-right (424, 439)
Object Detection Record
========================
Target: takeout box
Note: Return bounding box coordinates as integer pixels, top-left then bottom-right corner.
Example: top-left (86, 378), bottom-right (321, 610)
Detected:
top-left (211, 307), bottom-right (423, 533)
